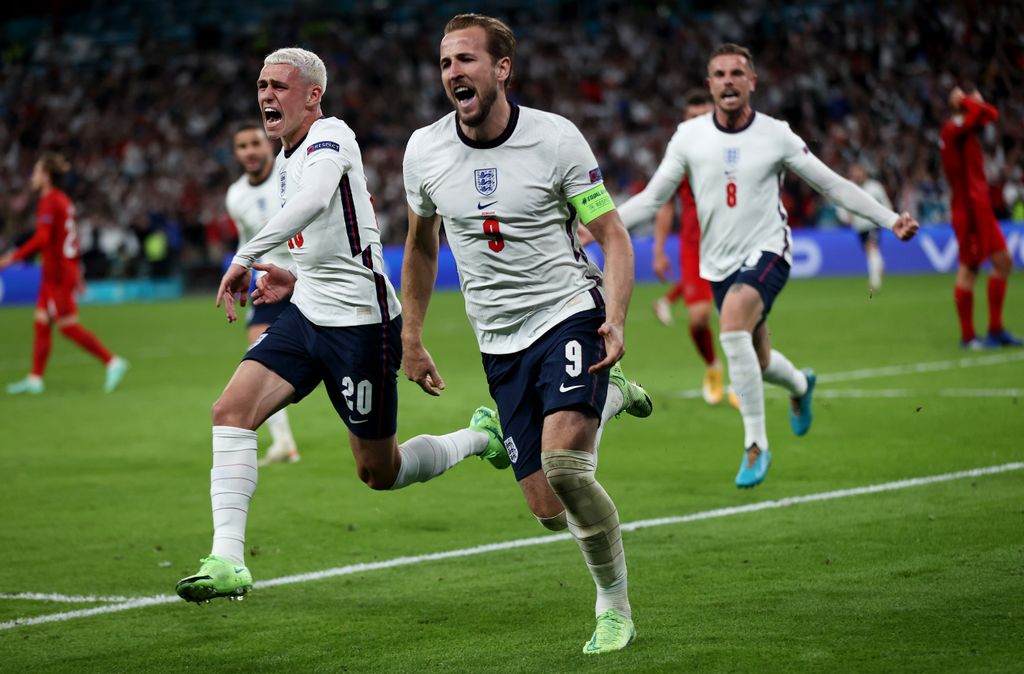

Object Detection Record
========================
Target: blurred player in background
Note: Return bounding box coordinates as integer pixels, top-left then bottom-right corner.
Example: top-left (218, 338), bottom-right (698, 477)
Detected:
top-left (0, 153), bottom-right (128, 395)
top-left (619, 44), bottom-right (919, 488)
top-left (403, 14), bottom-right (650, 654)
top-left (836, 163), bottom-right (891, 294)
top-left (940, 85), bottom-right (1021, 349)
top-left (225, 122), bottom-right (300, 466)
top-left (176, 47), bottom-right (510, 606)
top-left (649, 88), bottom-right (725, 405)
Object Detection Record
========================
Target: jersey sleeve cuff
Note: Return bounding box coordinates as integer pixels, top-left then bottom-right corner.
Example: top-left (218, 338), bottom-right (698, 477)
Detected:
top-left (231, 255), bottom-right (254, 269)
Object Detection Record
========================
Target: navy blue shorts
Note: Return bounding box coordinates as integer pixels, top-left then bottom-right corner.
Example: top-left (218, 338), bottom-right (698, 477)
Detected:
top-left (857, 227), bottom-right (881, 248)
top-left (243, 304), bottom-right (401, 439)
top-left (481, 308), bottom-right (610, 481)
top-left (247, 299), bottom-right (290, 328)
top-left (711, 251), bottom-right (790, 324)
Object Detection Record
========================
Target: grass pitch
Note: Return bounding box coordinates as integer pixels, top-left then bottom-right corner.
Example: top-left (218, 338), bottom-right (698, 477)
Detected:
top-left (0, 273), bottom-right (1021, 672)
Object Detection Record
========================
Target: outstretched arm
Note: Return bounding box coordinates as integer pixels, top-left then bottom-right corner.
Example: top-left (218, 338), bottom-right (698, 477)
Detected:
top-left (617, 131), bottom-right (689, 232)
top-left (787, 149), bottom-right (918, 239)
top-left (401, 207), bottom-right (445, 396)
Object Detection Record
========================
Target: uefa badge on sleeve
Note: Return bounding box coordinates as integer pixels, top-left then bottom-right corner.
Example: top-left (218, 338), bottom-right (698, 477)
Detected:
top-left (474, 168), bottom-right (498, 196)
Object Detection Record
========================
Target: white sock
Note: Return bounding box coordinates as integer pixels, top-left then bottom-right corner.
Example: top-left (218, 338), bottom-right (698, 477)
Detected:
top-left (593, 382), bottom-right (625, 455)
top-left (210, 426), bottom-right (258, 565)
top-left (265, 408), bottom-right (295, 447)
top-left (391, 428), bottom-right (486, 489)
top-left (719, 331), bottom-right (768, 450)
top-left (762, 349), bottom-right (807, 398)
top-left (867, 248), bottom-right (884, 291)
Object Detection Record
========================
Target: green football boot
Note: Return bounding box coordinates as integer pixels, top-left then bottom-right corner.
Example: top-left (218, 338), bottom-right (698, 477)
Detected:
top-left (583, 608), bottom-right (636, 654)
top-left (469, 406), bottom-right (511, 469)
top-left (175, 555), bottom-right (253, 603)
top-left (608, 362), bottom-right (653, 418)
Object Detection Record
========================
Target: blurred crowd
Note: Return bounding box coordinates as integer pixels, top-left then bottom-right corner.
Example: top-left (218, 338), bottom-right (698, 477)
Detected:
top-left (1, 0), bottom-right (1022, 284)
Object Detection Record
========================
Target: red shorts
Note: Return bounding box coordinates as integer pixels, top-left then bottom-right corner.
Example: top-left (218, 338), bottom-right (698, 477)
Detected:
top-left (36, 283), bottom-right (77, 319)
top-left (953, 214), bottom-right (1007, 267)
top-left (680, 239), bottom-right (713, 305)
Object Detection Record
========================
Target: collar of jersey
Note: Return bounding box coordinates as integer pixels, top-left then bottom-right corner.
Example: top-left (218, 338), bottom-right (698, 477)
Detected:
top-left (282, 116), bottom-right (326, 159)
top-left (712, 109), bottom-right (757, 134)
top-left (455, 102), bottom-right (520, 149)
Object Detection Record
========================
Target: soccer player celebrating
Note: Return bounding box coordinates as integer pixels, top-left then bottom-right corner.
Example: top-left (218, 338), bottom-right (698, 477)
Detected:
top-left (0, 153), bottom-right (128, 395)
top-left (836, 163), bottom-right (892, 294)
top-left (176, 47), bottom-right (511, 605)
top-left (402, 14), bottom-right (649, 654)
top-left (619, 44), bottom-right (919, 488)
top-left (650, 88), bottom-right (725, 405)
top-left (940, 85), bottom-right (1021, 349)
top-left (225, 122), bottom-right (300, 466)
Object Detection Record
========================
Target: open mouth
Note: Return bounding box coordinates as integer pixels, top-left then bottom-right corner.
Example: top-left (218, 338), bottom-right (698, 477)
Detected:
top-left (264, 107), bottom-right (283, 128)
top-left (720, 91), bottom-right (739, 103)
top-left (453, 85), bottom-right (476, 109)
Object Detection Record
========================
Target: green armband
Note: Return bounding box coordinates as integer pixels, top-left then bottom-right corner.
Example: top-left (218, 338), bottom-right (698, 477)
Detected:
top-left (568, 183), bottom-right (616, 225)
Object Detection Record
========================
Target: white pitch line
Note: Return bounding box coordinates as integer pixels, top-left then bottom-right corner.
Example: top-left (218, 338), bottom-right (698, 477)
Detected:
top-left (816, 350), bottom-right (1024, 383)
top-left (677, 387), bottom-right (1023, 400)
top-left (674, 351), bottom-right (1024, 399)
top-left (0, 592), bottom-right (136, 604)
top-left (2, 461), bottom-right (1021, 632)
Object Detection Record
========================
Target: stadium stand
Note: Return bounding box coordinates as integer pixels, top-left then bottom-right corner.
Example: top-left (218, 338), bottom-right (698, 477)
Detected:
top-left (1, 1), bottom-right (1021, 285)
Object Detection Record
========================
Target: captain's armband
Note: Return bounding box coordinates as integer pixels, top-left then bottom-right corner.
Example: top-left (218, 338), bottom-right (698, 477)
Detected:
top-left (568, 183), bottom-right (616, 225)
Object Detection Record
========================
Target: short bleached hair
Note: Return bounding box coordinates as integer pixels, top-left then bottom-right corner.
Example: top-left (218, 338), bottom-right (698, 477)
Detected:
top-left (264, 47), bottom-right (327, 94)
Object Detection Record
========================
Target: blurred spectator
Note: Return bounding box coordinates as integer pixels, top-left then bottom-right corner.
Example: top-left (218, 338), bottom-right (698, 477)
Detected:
top-left (1, 0), bottom-right (1021, 285)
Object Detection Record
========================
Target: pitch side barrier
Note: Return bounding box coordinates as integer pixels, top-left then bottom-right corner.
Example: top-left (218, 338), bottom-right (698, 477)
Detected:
top-left (383, 221), bottom-right (1024, 289)
top-left (2, 223), bottom-right (1023, 306)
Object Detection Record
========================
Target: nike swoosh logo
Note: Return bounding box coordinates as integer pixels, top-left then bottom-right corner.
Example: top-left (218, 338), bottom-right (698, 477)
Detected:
top-left (349, 418), bottom-right (368, 425)
top-left (559, 383), bottom-right (585, 393)
top-left (234, 567), bottom-right (245, 574)
top-left (477, 200), bottom-right (498, 210)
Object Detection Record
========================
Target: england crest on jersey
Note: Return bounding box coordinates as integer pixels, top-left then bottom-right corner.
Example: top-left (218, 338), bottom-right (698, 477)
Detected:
top-left (474, 168), bottom-right (498, 196)
top-left (724, 147), bottom-right (740, 166)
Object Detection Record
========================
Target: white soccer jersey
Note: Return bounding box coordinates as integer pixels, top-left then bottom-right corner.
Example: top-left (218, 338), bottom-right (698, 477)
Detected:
top-left (618, 111), bottom-right (901, 281)
top-left (232, 117), bottom-right (400, 327)
top-left (225, 158), bottom-right (293, 272)
top-left (404, 104), bottom-right (606, 354)
top-left (837, 178), bottom-right (892, 232)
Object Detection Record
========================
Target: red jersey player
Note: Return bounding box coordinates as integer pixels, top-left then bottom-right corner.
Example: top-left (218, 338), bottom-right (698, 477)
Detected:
top-left (650, 89), bottom-right (727, 405)
top-left (939, 85), bottom-right (1021, 348)
top-left (0, 153), bottom-right (128, 394)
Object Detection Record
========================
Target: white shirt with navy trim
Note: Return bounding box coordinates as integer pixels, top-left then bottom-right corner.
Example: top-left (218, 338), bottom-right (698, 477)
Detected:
top-left (236, 116), bottom-right (400, 327)
top-left (403, 104), bottom-right (605, 354)
top-left (618, 111), bottom-right (900, 281)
